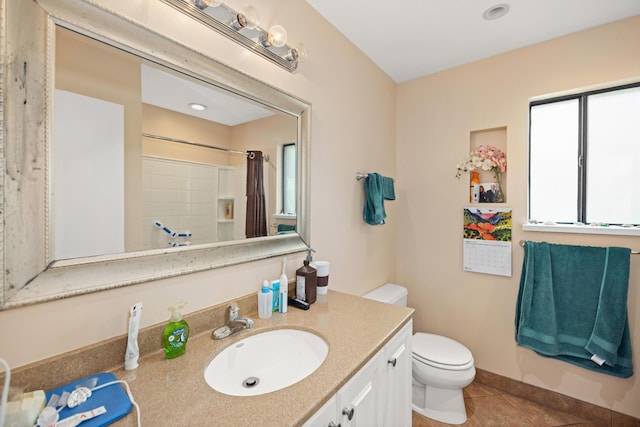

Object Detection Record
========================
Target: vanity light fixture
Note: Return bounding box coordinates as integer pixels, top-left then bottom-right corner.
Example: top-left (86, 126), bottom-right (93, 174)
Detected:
top-left (482, 3), bottom-right (510, 20)
top-left (160, 0), bottom-right (306, 72)
top-left (189, 102), bottom-right (207, 111)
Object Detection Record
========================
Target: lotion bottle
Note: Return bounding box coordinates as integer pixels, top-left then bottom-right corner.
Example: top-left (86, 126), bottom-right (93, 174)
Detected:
top-left (296, 249), bottom-right (317, 304)
top-left (162, 302), bottom-right (189, 359)
top-left (258, 281), bottom-right (273, 319)
top-left (470, 171), bottom-right (480, 203)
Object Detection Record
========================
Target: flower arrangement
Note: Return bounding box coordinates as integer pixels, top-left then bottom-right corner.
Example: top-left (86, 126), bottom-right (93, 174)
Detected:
top-left (455, 145), bottom-right (507, 180)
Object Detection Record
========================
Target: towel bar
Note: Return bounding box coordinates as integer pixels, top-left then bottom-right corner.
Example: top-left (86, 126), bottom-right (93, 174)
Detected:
top-left (519, 240), bottom-right (639, 254)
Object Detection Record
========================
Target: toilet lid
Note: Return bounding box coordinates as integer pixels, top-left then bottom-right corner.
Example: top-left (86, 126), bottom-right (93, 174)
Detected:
top-left (412, 333), bottom-right (474, 370)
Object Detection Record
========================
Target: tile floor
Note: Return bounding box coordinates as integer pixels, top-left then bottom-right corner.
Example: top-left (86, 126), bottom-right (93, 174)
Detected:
top-left (411, 381), bottom-right (602, 426)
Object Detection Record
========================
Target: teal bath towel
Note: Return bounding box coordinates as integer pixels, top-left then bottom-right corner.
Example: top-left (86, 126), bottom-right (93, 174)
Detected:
top-left (363, 173), bottom-right (396, 225)
top-left (515, 242), bottom-right (633, 378)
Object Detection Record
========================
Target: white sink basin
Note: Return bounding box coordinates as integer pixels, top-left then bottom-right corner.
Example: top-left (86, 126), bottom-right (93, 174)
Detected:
top-left (204, 328), bottom-right (329, 396)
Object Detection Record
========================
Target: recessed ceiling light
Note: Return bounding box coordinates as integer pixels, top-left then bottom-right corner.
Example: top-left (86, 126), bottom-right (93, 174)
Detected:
top-left (483, 3), bottom-right (510, 20)
top-left (189, 103), bottom-right (207, 111)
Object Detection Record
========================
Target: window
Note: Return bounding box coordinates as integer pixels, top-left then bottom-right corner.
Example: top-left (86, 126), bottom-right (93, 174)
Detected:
top-left (529, 83), bottom-right (640, 225)
top-left (281, 143), bottom-right (296, 215)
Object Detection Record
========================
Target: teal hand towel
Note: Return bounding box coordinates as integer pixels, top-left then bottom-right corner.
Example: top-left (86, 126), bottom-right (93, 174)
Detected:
top-left (515, 242), bottom-right (633, 378)
top-left (363, 173), bottom-right (395, 225)
top-left (381, 176), bottom-right (395, 201)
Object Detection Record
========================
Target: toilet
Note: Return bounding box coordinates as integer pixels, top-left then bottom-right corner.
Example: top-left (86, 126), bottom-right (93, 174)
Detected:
top-left (363, 283), bottom-right (475, 425)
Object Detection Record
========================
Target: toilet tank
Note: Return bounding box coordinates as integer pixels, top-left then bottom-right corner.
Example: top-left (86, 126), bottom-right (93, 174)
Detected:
top-left (362, 283), bottom-right (408, 307)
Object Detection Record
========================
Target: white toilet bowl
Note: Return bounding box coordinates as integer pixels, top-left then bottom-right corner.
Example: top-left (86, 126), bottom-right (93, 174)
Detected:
top-left (411, 332), bottom-right (475, 424)
top-left (362, 284), bottom-right (476, 425)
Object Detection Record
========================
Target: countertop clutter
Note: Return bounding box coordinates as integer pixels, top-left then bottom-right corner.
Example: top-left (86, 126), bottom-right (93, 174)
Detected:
top-left (113, 290), bottom-right (413, 426)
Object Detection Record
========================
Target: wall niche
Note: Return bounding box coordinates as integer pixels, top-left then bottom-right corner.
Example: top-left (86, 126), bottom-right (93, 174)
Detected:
top-left (469, 126), bottom-right (507, 204)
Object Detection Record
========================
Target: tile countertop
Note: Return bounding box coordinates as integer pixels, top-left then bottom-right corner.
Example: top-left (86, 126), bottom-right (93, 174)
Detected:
top-left (113, 291), bottom-right (413, 426)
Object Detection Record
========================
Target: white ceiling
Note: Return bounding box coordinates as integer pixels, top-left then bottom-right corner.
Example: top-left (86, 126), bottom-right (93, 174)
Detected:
top-left (305, 0), bottom-right (640, 83)
top-left (141, 64), bottom-right (274, 126)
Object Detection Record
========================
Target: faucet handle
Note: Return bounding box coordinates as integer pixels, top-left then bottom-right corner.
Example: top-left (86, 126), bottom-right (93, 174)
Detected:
top-left (228, 302), bottom-right (240, 320)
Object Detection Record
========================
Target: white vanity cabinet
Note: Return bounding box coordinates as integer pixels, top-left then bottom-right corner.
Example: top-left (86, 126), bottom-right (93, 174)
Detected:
top-left (304, 395), bottom-right (338, 427)
top-left (380, 320), bottom-right (413, 427)
top-left (338, 350), bottom-right (383, 426)
top-left (303, 320), bottom-right (413, 427)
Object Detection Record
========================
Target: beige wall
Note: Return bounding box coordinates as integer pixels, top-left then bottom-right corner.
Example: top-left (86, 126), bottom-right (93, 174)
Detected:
top-left (142, 104), bottom-right (234, 165)
top-left (56, 26), bottom-right (143, 251)
top-left (397, 16), bottom-right (640, 418)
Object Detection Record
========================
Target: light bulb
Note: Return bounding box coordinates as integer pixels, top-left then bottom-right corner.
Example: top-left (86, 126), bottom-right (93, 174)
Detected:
top-left (231, 5), bottom-right (259, 30)
top-left (260, 25), bottom-right (288, 48)
top-left (268, 25), bottom-right (288, 47)
top-left (293, 42), bottom-right (307, 62)
top-left (284, 42), bottom-right (307, 62)
top-left (240, 6), bottom-right (260, 30)
top-left (193, 0), bottom-right (221, 10)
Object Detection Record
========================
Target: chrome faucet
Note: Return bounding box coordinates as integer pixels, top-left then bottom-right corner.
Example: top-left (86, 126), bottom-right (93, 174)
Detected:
top-left (212, 302), bottom-right (254, 340)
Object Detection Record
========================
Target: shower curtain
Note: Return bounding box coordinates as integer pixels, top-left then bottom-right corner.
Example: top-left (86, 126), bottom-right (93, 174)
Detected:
top-left (245, 150), bottom-right (267, 238)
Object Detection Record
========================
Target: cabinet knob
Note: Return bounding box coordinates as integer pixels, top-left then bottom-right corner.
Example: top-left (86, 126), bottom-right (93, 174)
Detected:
top-left (388, 357), bottom-right (397, 367)
top-left (342, 407), bottom-right (355, 421)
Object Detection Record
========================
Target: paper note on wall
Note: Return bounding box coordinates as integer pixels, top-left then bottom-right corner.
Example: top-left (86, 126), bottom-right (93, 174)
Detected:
top-left (462, 207), bottom-right (512, 277)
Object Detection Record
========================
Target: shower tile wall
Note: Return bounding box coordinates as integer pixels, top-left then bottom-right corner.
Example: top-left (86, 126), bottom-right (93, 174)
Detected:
top-left (142, 157), bottom-right (218, 249)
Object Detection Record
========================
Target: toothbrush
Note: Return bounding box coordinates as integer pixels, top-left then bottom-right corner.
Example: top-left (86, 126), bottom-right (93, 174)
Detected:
top-left (279, 257), bottom-right (288, 313)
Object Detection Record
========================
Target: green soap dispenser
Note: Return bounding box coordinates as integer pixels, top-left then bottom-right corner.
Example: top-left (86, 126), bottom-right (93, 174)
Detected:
top-left (162, 302), bottom-right (190, 359)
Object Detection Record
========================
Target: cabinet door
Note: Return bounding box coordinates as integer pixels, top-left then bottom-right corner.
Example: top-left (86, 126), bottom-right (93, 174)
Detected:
top-left (382, 321), bottom-right (413, 427)
top-left (338, 352), bottom-right (382, 427)
top-left (303, 395), bottom-right (338, 427)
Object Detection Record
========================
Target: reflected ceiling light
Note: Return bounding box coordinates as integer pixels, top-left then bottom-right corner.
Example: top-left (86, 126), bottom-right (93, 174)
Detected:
top-left (260, 25), bottom-right (288, 48)
top-left (189, 103), bottom-right (207, 111)
top-left (482, 3), bottom-right (510, 20)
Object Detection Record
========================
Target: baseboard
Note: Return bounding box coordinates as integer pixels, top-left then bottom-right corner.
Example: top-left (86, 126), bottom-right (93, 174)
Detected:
top-left (474, 368), bottom-right (640, 427)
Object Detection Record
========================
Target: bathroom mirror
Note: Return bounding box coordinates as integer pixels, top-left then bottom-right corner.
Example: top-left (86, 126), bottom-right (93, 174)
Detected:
top-left (0, 0), bottom-right (310, 309)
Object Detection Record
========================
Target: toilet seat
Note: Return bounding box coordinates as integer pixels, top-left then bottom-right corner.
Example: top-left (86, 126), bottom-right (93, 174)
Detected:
top-left (412, 333), bottom-right (474, 371)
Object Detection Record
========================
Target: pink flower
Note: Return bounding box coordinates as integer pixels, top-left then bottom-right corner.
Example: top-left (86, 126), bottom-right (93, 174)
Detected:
top-left (456, 145), bottom-right (507, 178)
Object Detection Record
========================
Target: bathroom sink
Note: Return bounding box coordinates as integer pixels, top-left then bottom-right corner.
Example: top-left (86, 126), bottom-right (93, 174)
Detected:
top-left (204, 328), bottom-right (329, 396)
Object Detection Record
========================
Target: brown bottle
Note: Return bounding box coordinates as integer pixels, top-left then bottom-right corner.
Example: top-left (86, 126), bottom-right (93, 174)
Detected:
top-left (296, 259), bottom-right (317, 304)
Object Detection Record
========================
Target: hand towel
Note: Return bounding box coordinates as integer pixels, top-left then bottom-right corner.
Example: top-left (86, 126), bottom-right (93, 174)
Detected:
top-left (515, 241), bottom-right (633, 378)
top-left (363, 173), bottom-right (395, 225)
top-left (380, 175), bottom-right (395, 201)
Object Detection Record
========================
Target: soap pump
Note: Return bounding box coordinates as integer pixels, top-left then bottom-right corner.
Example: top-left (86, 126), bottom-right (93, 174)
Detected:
top-left (296, 246), bottom-right (317, 304)
top-left (162, 302), bottom-right (190, 359)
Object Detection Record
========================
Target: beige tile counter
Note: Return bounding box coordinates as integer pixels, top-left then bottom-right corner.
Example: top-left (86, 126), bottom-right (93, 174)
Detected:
top-left (112, 290), bottom-right (413, 426)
